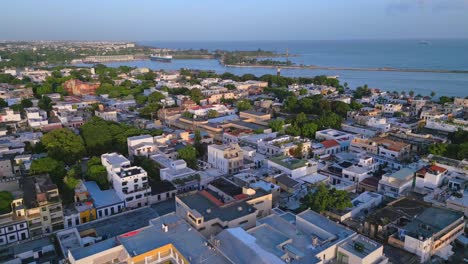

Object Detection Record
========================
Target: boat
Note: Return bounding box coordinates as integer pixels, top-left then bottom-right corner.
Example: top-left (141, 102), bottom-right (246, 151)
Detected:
top-left (419, 40), bottom-right (431, 45)
top-left (150, 54), bottom-right (172, 62)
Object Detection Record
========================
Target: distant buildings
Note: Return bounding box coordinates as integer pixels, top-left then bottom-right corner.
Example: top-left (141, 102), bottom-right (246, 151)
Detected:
top-left (63, 79), bottom-right (100, 96)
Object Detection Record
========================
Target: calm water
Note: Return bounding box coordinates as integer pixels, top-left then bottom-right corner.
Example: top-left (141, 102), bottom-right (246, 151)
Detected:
top-left (98, 40), bottom-right (468, 97)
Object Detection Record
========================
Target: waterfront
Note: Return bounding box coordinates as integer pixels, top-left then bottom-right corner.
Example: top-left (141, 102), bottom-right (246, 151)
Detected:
top-left (79, 39), bottom-right (468, 97)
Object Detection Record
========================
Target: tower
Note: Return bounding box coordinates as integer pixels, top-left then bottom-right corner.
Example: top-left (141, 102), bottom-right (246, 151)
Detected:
top-left (276, 67), bottom-right (281, 77)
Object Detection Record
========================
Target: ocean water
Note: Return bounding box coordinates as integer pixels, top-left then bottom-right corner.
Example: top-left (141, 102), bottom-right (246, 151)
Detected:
top-left (102, 40), bottom-right (468, 97)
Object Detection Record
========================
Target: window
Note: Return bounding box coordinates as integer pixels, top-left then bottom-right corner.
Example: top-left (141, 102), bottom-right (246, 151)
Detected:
top-left (239, 220), bottom-right (248, 225)
top-left (136, 194), bottom-right (142, 199)
top-left (42, 207), bottom-right (47, 212)
top-left (7, 226), bottom-right (14, 232)
top-left (43, 216), bottom-right (48, 221)
top-left (122, 181), bottom-right (128, 186)
top-left (9, 235), bottom-right (16, 240)
top-left (134, 179), bottom-right (138, 183)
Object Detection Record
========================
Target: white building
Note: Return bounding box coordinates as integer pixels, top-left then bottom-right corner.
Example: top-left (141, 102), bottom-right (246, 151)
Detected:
top-left (337, 234), bottom-right (388, 264)
top-left (267, 155), bottom-right (317, 179)
top-left (101, 152), bottom-right (131, 181)
top-left (315, 129), bottom-right (354, 151)
top-left (382, 103), bottom-right (402, 115)
top-left (378, 168), bottom-right (415, 198)
top-left (127, 134), bottom-right (156, 159)
top-left (0, 108), bottom-right (21, 123)
top-left (207, 143), bottom-right (244, 174)
top-left (415, 165), bottom-right (448, 190)
top-left (151, 154), bottom-right (197, 181)
top-left (366, 117), bottom-right (391, 132)
top-left (25, 107), bottom-right (48, 128)
top-left (109, 166), bottom-right (150, 208)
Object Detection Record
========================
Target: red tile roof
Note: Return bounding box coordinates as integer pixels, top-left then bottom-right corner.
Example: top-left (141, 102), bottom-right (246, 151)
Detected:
top-left (200, 190), bottom-right (224, 207)
top-left (321, 139), bottom-right (340, 148)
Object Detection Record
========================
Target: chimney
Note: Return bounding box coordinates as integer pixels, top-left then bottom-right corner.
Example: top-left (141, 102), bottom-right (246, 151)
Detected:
top-left (162, 223), bottom-right (168, 232)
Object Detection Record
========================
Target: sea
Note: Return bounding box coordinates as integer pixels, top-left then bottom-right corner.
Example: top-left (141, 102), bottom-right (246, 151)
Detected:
top-left (92, 40), bottom-right (468, 97)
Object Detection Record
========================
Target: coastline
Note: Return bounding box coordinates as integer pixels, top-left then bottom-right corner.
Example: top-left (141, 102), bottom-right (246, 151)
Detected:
top-left (223, 63), bottom-right (468, 74)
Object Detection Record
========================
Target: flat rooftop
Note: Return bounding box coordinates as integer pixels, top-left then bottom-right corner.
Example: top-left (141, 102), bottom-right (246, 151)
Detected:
top-left (76, 207), bottom-right (159, 239)
top-left (269, 155), bottom-right (307, 170)
top-left (84, 181), bottom-right (123, 208)
top-left (404, 207), bottom-right (463, 239)
top-left (178, 191), bottom-right (256, 222)
top-left (339, 234), bottom-right (382, 258)
top-left (119, 214), bottom-right (230, 263)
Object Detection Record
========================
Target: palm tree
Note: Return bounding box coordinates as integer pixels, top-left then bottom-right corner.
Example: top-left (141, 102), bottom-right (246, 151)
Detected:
top-left (409, 90), bottom-right (415, 97)
top-left (430, 91), bottom-right (436, 98)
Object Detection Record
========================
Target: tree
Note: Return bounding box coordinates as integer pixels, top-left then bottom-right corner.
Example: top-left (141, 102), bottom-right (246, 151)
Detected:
top-left (438, 96), bottom-right (454, 105)
top-left (148, 91), bottom-right (165, 104)
top-left (178, 145), bottom-right (198, 169)
top-left (30, 157), bottom-right (67, 185)
top-left (299, 89), bottom-right (308, 95)
top-left (0, 191), bottom-right (13, 214)
top-left (0, 98), bottom-right (7, 109)
top-left (38, 95), bottom-right (53, 113)
top-left (20, 98), bottom-right (33, 108)
top-left (291, 143), bottom-right (304, 158)
top-left (430, 91), bottom-right (436, 98)
top-left (269, 119), bottom-right (285, 132)
top-left (41, 128), bottom-right (86, 165)
top-left (303, 184), bottom-right (352, 213)
top-left (207, 109), bottom-right (219, 118)
top-left (301, 122), bottom-right (318, 138)
top-left (285, 123), bottom-right (301, 137)
top-left (295, 112), bottom-right (308, 125)
top-left (236, 99), bottom-right (252, 112)
top-left (181, 111), bottom-right (194, 119)
top-left (189, 88), bottom-right (203, 104)
top-left (331, 101), bottom-right (351, 118)
top-left (353, 86), bottom-right (371, 99)
top-left (87, 164), bottom-right (109, 190)
top-left (193, 130), bottom-right (206, 157)
top-left (409, 90), bottom-right (415, 97)
top-left (225, 84), bottom-right (236, 90)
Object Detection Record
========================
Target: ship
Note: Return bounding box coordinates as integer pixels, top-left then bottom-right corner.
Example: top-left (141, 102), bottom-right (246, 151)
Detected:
top-left (150, 54), bottom-right (172, 62)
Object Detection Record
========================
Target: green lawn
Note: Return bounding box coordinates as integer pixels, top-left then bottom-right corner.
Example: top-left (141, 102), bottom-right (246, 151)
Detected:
top-left (0, 191), bottom-right (13, 214)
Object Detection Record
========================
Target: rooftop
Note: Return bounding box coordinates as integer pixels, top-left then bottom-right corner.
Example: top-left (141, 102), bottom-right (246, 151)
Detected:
top-left (120, 213), bottom-right (230, 263)
top-left (268, 155), bottom-right (308, 170)
top-left (338, 234), bottom-right (382, 258)
top-left (84, 181), bottom-right (123, 209)
top-left (403, 207), bottom-right (463, 240)
top-left (177, 191), bottom-right (256, 222)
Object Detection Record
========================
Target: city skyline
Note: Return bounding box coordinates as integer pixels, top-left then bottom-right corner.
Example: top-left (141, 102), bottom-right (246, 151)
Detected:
top-left (2, 0), bottom-right (468, 41)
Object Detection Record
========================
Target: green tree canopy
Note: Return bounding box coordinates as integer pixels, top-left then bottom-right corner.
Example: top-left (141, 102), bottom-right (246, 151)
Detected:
top-left (41, 128), bottom-right (86, 165)
top-left (178, 145), bottom-right (198, 169)
top-left (236, 99), bottom-right (252, 112)
top-left (303, 184), bottom-right (352, 213)
top-left (269, 119), bottom-right (285, 132)
top-left (0, 191), bottom-right (13, 214)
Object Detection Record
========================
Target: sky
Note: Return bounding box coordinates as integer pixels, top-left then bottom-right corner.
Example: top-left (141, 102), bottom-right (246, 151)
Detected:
top-left (1, 0), bottom-right (468, 41)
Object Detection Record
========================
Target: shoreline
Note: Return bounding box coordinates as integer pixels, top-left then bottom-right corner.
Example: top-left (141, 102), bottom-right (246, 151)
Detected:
top-left (223, 63), bottom-right (468, 74)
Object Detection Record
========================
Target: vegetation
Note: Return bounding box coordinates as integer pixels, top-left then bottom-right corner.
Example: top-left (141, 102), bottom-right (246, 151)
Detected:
top-left (236, 99), bottom-right (252, 111)
top-left (41, 128), bottom-right (86, 165)
top-left (428, 129), bottom-right (468, 160)
top-left (303, 184), bottom-right (352, 213)
top-left (86, 157), bottom-right (109, 190)
top-left (177, 145), bottom-right (198, 169)
top-left (269, 119), bottom-right (285, 132)
top-left (0, 191), bottom-right (13, 214)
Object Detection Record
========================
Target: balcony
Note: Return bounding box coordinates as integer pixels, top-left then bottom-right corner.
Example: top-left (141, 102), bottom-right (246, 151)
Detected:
top-left (29, 222), bottom-right (42, 229)
top-left (51, 216), bottom-right (63, 224)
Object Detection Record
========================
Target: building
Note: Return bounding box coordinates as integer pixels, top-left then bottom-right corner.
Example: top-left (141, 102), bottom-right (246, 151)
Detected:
top-left (14, 175), bottom-right (64, 237)
top-left (109, 166), bottom-right (151, 208)
top-left (257, 135), bottom-right (311, 158)
top-left (95, 108), bottom-right (118, 122)
top-left (151, 154), bottom-right (197, 182)
top-left (325, 192), bottom-right (383, 222)
top-left (415, 165), bottom-right (448, 190)
top-left (315, 129), bottom-right (354, 151)
top-left (127, 134), bottom-right (156, 159)
top-left (67, 213), bottom-right (230, 264)
top-left (0, 108), bottom-right (21, 123)
top-left (336, 234), bottom-right (388, 264)
top-left (83, 181), bottom-right (124, 220)
top-left (363, 198), bottom-right (431, 241)
top-left (267, 155), bottom-right (317, 179)
top-left (390, 207), bottom-right (464, 262)
top-left (101, 152), bottom-right (131, 179)
top-left (175, 178), bottom-right (272, 237)
top-left (0, 208), bottom-right (29, 246)
top-left (0, 158), bottom-right (14, 178)
top-left (25, 107), bottom-right (48, 128)
top-left (378, 168), bottom-right (415, 198)
top-left (207, 143), bottom-right (244, 174)
top-left (63, 79), bottom-right (100, 96)
top-left (216, 209), bottom-right (359, 264)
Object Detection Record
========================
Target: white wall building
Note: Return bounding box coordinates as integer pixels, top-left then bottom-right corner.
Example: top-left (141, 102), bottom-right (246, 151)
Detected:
top-left (109, 166), bottom-right (150, 208)
top-left (207, 144), bottom-right (244, 174)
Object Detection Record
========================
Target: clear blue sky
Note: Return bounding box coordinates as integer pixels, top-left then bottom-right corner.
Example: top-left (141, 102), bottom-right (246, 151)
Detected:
top-left (2, 0), bottom-right (468, 41)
